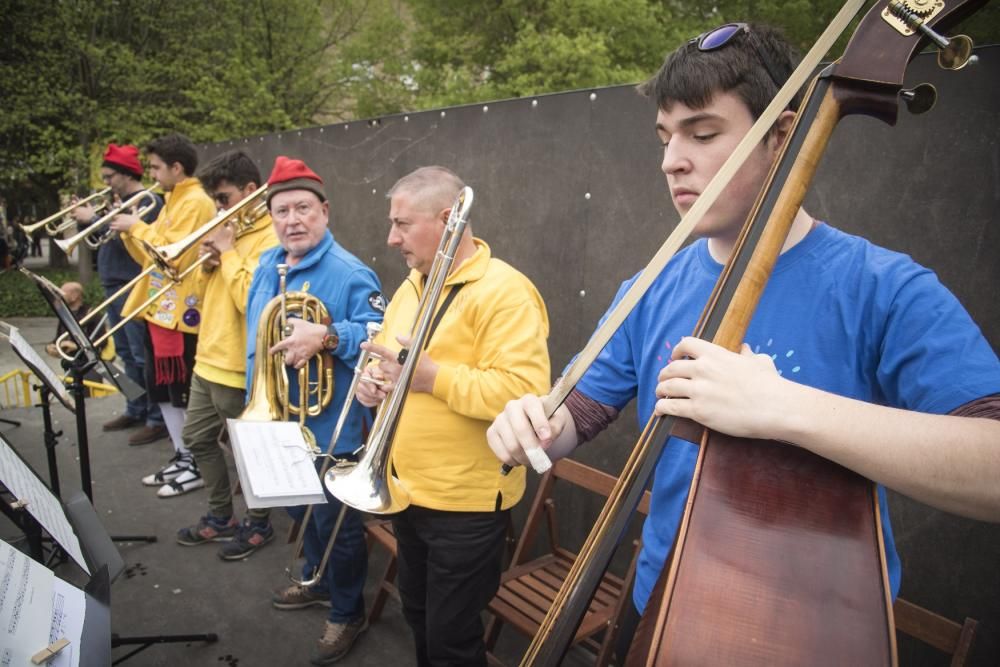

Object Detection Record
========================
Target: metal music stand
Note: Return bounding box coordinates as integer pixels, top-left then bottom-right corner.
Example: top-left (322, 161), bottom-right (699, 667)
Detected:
top-left (63, 491), bottom-right (218, 664)
top-left (20, 269), bottom-right (155, 545)
top-left (2, 321), bottom-right (75, 496)
top-left (0, 436), bottom-right (215, 665)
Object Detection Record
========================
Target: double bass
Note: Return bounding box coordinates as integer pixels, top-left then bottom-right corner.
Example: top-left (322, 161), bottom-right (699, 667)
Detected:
top-left (518, 1), bottom-right (987, 665)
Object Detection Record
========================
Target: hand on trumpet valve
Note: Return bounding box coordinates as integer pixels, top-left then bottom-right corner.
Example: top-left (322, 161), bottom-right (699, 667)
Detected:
top-left (69, 198), bottom-right (97, 224)
top-left (109, 212), bottom-right (141, 233)
top-left (269, 318), bottom-right (328, 370)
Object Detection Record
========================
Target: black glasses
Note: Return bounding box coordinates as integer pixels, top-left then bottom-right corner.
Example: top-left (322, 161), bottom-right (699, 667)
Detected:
top-left (691, 23), bottom-right (785, 92)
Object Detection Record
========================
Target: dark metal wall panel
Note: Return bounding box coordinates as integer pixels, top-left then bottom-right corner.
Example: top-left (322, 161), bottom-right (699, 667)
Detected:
top-left (201, 47), bottom-right (1000, 665)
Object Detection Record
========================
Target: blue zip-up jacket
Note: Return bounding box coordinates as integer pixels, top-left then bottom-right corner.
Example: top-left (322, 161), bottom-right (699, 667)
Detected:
top-left (245, 230), bottom-right (383, 455)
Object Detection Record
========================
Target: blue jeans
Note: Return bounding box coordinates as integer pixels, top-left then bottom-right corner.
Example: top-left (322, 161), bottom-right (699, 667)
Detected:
top-left (104, 286), bottom-right (162, 426)
top-left (288, 491), bottom-right (367, 624)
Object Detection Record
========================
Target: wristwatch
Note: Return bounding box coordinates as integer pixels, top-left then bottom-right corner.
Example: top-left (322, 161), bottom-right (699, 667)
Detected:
top-left (321, 325), bottom-right (339, 352)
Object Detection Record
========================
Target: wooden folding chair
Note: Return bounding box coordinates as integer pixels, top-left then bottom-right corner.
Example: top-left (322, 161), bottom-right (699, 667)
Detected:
top-left (893, 597), bottom-right (978, 666)
top-left (484, 458), bottom-right (651, 667)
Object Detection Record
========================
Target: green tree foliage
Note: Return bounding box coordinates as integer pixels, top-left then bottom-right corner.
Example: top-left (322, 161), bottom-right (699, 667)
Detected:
top-left (403, 0), bottom-right (691, 107)
top-left (0, 0), bottom-right (405, 220)
top-left (3, 0), bottom-right (997, 223)
top-left (398, 0), bottom-right (1000, 111)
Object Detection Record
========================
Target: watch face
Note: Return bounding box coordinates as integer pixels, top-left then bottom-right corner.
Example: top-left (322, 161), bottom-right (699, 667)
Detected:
top-left (323, 333), bottom-right (339, 350)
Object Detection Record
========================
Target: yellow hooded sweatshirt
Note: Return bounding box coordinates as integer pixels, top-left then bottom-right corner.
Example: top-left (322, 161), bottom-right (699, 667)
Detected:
top-left (377, 239), bottom-right (550, 512)
top-left (120, 177), bottom-right (216, 334)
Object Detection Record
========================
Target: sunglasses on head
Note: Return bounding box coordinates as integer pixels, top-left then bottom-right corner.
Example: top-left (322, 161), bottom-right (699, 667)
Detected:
top-left (690, 23), bottom-right (785, 92)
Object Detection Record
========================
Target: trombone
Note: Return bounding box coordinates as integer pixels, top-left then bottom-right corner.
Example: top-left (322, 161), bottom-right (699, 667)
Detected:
top-left (286, 321), bottom-right (382, 587)
top-left (137, 185), bottom-right (269, 279)
top-left (55, 187), bottom-right (160, 257)
top-left (19, 188), bottom-right (112, 237)
top-left (54, 187), bottom-right (270, 360)
top-left (324, 186), bottom-right (474, 514)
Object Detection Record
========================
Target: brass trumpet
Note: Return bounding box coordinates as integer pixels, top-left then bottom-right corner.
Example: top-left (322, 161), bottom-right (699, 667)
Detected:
top-left (286, 321), bottom-right (382, 587)
top-left (324, 186), bottom-right (474, 514)
top-left (54, 187), bottom-right (270, 361)
top-left (19, 188), bottom-right (112, 237)
top-left (55, 187), bottom-right (160, 256)
top-left (240, 262), bottom-right (335, 449)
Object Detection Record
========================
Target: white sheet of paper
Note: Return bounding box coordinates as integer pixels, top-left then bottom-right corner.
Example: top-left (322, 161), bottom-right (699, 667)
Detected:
top-left (0, 538), bottom-right (55, 665)
top-left (0, 436), bottom-right (90, 574)
top-left (227, 419), bottom-right (326, 509)
top-left (6, 324), bottom-right (73, 410)
top-left (47, 577), bottom-right (84, 667)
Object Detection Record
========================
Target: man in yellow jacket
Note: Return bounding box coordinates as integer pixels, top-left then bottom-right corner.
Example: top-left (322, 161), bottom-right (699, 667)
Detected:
top-left (110, 133), bottom-right (216, 492)
top-left (356, 166), bottom-right (551, 666)
top-left (165, 151), bottom-right (281, 546)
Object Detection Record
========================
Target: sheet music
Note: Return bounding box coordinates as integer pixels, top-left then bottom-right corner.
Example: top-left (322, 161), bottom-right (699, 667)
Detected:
top-left (47, 577), bottom-right (84, 667)
top-left (0, 437), bottom-right (90, 574)
top-left (227, 419), bottom-right (326, 509)
top-left (0, 539), bottom-right (54, 665)
top-left (5, 324), bottom-right (73, 411)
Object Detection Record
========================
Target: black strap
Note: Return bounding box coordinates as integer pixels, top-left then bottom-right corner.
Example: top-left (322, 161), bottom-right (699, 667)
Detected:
top-left (423, 282), bottom-right (465, 351)
top-left (397, 282), bottom-right (466, 364)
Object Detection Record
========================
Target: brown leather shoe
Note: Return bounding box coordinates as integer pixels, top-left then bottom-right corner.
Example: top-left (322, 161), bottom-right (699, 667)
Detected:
top-left (103, 414), bottom-right (143, 432)
top-left (128, 424), bottom-right (169, 446)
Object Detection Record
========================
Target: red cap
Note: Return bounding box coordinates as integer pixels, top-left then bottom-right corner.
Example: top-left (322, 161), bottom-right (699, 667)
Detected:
top-left (265, 156), bottom-right (327, 206)
top-left (102, 143), bottom-right (143, 178)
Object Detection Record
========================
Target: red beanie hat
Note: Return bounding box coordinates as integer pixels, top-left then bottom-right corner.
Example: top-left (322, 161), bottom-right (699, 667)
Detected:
top-left (102, 143), bottom-right (143, 178)
top-left (266, 156), bottom-right (327, 206)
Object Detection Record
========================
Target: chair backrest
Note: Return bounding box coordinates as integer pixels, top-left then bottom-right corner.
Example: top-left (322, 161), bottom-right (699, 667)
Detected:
top-left (893, 598), bottom-right (978, 667)
top-left (487, 457), bottom-right (652, 667)
top-left (506, 457), bottom-right (651, 569)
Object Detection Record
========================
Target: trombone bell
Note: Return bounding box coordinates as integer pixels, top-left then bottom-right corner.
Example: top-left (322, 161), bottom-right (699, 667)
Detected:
top-left (324, 460), bottom-right (411, 514)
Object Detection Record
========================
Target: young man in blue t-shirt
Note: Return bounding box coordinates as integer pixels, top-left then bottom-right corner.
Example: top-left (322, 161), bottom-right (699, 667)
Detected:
top-left (486, 21), bottom-right (1000, 652)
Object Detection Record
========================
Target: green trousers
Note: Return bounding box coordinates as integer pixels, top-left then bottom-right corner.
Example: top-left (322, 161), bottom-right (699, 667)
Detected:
top-left (183, 373), bottom-right (270, 521)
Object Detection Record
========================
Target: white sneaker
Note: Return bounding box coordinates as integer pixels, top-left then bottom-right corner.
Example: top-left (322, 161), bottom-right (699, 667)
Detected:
top-left (157, 468), bottom-right (205, 498)
top-left (142, 453), bottom-right (194, 486)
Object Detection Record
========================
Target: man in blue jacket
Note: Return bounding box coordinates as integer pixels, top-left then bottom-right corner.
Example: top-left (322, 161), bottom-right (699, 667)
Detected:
top-left (245, 156), bottom-right (383, 665)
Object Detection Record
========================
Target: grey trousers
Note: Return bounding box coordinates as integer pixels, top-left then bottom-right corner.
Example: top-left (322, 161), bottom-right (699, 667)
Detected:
top-left (183, 373), bottom-right (269, 521)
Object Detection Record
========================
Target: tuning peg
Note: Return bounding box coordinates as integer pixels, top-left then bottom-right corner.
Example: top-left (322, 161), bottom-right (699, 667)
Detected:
top-left (937, 34), bottom-right (974, 71)
top-left (900, 83), bottom-right (937, 115)
top-left (884, 1), bottom-right (976, 71)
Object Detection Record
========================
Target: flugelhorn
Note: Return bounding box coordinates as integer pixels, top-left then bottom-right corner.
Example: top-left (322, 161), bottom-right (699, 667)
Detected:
top-left (286, 321), bottom-right (382, 587)
top-left (239, 263), bottom-right (335, 449)
top-left (55, 187), bottom-right (160, 257)
top-left (19, 188), bottom-right (112, 236)
top-left (54, 187), bottom-right (269, 360)
top-left (324, 186), bottom-right (474, 514)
